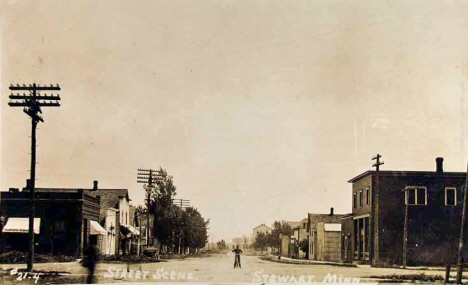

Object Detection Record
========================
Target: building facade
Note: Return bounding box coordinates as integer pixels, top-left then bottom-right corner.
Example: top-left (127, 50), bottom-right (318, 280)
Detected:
top-left (308, 208), bottom-right (345, 261)
top-left (0, 189), bottom-right (105, 257)
top-left (34, 180), bottom-right (136, 256)
top-left (345, 157), bottom-right (467, 266)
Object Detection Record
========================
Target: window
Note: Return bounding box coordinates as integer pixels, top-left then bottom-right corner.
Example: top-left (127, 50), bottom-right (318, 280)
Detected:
top-left (446, 187), bottom-right (457, 206)
top-left (353, 192), bottom-right (357, 208)
top-left (406, 186), bottom-right (427, 205)
top-left (365, 188), bottom-right (370, 206)
top-left (359, 190), bottom-right (363, 208)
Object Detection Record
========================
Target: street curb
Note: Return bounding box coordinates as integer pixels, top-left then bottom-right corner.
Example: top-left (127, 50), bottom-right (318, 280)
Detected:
top-left (259, 256), bottom-right (358, 267)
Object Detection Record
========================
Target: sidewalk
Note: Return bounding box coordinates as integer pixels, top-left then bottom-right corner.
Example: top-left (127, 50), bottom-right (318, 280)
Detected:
top-left (260, 256), bottom-right (357, 267)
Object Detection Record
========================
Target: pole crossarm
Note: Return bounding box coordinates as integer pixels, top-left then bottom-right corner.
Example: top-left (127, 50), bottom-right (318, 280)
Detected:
top-left (9, 84), bottom-right (61, 91)
top-left (8, 83), bottom-right (61, 124)
top-left (9, 94), bottom-right (61, 100)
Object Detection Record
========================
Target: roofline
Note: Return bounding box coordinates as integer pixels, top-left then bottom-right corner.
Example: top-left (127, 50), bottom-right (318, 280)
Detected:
top-left (348, 170), bottom-right (466, 183)
top-left (35, 187), bottom-right (129, 191)
top-left (253, 224), bottom-right (271, 230)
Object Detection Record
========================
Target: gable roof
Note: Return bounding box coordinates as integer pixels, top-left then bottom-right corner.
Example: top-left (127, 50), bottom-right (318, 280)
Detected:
top-left (253, 224), bottom-right (271, 231)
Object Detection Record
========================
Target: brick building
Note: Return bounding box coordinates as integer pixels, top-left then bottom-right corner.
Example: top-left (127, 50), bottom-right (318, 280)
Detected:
top-left (34, 180), bottom-right (136, 256)
top-left (343, 157), bottom-right (467, 266)
top-left (0, 189), bottom-right (105, 257)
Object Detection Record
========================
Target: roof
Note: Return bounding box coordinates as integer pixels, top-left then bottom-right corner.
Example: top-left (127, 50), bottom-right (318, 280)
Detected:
top-left (253, 224), bottom-right (271, 231)
top-left (288, 220), bottom-right (307, 229)
top-left (33, 188), bottom-right (130, 210)
top-left (253, 224), bottom-right (271, 230)
top-left (348, 170), bottom-right (466, 183)
top-left (308, 213), bottom-right (347, 229)
top-left (34, 188), bottom-right (129, 199)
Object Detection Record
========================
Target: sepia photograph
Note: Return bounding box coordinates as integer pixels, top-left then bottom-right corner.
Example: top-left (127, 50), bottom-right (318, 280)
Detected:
top-left (1, 0), bottom-right (468, 284)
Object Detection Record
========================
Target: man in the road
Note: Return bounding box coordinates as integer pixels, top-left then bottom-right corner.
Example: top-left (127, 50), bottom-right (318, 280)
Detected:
top-left (232, 245), bottom-right (243, 269)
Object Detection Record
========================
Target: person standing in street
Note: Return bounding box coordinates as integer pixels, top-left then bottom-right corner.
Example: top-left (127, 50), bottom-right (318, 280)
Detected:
top-left (232, 245), bottom-right (243, 269)
top-left (83, 242), bottom-right (98, 283)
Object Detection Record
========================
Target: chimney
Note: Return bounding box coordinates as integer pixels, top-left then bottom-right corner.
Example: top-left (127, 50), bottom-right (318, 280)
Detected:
top-left (330, 207), bottom-right (334, 216)
top-left (436, 157), bottom-right (444, 174)
top-left (93, 180), bottom-right (98, 190)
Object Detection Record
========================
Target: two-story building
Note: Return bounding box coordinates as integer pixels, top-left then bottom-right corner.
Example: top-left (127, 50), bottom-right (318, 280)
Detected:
top-left (343, 157), bottom-right (467, 266)
top-left (35, 180), bottom-right (136, 256)
top-left (0, 187), bottom-right (106, 257)
top-left (252, 224), bottom-right (271, 241)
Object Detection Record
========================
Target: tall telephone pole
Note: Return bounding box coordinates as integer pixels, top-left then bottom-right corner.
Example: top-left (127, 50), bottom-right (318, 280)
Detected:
top-left (172, 199), bottom-right (190, 254)
top-left (372, 154), bottom-right (384, 266)
top-left (137, 169), bottom-right (163, 247)
top-left (8, 83), bottom-right (61, 272)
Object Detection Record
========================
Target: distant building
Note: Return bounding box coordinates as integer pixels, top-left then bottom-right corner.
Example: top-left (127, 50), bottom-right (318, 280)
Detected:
top-left (252, 224), bottom-right (271, 242)
top-left (291, 218), bottom-right (308, 258)
top-left (232, 237), bottom-right (249, 249)
top-left (279, 219), bottom-right (309, 258)
top-left (0, 188), bottom-right (105, 257)
top-left (252, 224), bottom-right (272, 253)
top-left (343, 157), bottom-right (468, 266)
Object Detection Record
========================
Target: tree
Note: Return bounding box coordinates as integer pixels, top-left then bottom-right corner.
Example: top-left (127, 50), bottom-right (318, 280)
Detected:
top-left (156, 204), bottom-right (183, 249)
top-left (217, 239), bottom-right (227, 249)
top-left (267, 221), bottom-right (292, 253)
top-left (147, 168), bottom-right (178, 244)
top-left (254, 232), bottom-right (268, 253)
top-left (182, 207), bottom-right (209, 252)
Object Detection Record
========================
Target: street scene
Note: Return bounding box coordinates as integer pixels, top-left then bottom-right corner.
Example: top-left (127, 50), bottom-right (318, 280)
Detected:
top-left (0, 251), bottom-right (456, 284)
top-left (1, 0), bottom-right (468, 284)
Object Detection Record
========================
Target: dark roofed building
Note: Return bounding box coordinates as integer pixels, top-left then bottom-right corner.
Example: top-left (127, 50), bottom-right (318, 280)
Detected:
top-left (344, 157), bottom-right (467, 266)
top-left (0, 189), bottom-right (104, 257)
top-left (34, 181), bottom-right (134, 256)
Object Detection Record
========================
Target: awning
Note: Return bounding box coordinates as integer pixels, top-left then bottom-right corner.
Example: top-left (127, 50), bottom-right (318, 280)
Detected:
top-left (90, 220), bottom-right (107, 235)
top-left (2, 218), bottom-right (40, 234)
top-left (127, 225), bottom-right (140, 236)
top-left (120, 224), bottom-right (140, 237)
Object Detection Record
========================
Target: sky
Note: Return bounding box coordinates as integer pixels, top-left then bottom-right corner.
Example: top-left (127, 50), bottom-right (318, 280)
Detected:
top-left (1, 0), bottom-right (468, 242)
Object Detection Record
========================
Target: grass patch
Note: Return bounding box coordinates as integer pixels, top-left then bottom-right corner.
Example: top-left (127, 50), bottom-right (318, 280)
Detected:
top-left (366, 273), bottom-right (444, 282)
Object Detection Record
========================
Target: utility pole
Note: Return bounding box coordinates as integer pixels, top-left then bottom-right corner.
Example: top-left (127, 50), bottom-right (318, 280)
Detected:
top-left (456, 160), bottom-right (468, 284)
top-left (372, 154), bottom-right (384, 266)
top-left (8, 83), bottom-right (61, 272)
top-left (137, 169), bottom-right (163, 248)
top-left (403, 187), bottom-right (409, 268)
top-left (172, 199), bottom-right (190, 254)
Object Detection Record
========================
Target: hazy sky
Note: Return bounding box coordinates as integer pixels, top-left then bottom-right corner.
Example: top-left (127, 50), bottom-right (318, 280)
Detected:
top-left (1, 0), bottom-right (468, 242)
